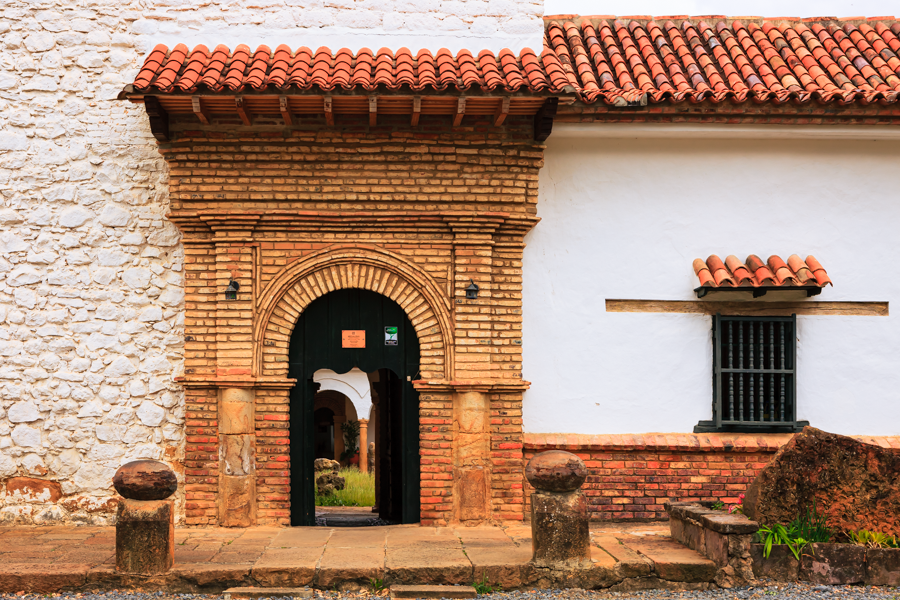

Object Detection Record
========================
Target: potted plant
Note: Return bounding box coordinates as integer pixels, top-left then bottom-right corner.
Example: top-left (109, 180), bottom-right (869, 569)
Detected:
top-left (340, 419), bottom-right (360, 467)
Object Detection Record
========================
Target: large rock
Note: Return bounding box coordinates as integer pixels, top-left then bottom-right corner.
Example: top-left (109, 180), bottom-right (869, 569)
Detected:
top-left (744, 427), bottom-right (900, 535)
top-left (314, 458), bottom-right (344, 496)
top-left (525, 449), bottom-right (588, 492)
top-left (113, 460), bottom-right (177, 500)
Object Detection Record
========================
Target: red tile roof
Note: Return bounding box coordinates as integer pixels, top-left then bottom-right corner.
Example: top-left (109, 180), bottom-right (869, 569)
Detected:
top-left (693, 254), bottom-right (833, 289)
top-left (132, 44), bottom-right (572, 95)
top-left (129, 16), bottom-right (900, 107)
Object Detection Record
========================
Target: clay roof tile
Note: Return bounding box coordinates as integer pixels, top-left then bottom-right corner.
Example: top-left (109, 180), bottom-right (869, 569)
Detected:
top-left (695, 253), bottom-right (831, 290)
top-left (126, 16), bottom-right (900, 105)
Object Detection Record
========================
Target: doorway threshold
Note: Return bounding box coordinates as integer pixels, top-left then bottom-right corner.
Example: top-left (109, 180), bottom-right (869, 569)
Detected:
top-left (315, 506), bottom-right (394, 527)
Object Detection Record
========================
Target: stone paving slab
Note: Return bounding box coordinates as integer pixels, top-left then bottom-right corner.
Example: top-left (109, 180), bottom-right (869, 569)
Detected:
top-left (0, 523), bottom-right (715, 593)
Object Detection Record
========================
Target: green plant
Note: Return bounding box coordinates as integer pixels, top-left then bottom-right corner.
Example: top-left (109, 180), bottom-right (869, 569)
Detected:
top-left (315, 467), bottom-right (376, 507)
top-left (370, 577), bottom-right (386, 593)
top-left (756, 523), bottom-right (806, 561)
top-left (472, 573), bottom-right (498, 595)
top-left (849, 529), bottom-right (900, 548)
top-left (756, 504), bottom-right (832, 560)
top-left (791, 503), bottom-right (831, 544)
top-left (340, 419), bottom-right (361, 463)
top-left (710, 501), bottom-right (725, 511)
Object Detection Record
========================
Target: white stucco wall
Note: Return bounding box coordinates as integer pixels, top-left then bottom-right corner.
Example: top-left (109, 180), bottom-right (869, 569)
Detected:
top-left (523, 129), bottom-right (900, 437)
top-left (314, 367), bottom-right (373, 421)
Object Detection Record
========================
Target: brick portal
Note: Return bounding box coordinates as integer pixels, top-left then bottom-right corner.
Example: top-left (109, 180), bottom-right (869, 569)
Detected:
top-left (166, 115), bottom-right (542, 526)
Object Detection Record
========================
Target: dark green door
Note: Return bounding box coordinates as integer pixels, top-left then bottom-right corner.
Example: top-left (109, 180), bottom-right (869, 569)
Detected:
top-left (288, 289), bottom-right (421, 526)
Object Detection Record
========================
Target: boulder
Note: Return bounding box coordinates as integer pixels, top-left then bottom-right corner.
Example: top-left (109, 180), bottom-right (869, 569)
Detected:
top-left (314, 458), bottom-right (344, 496)
top-left (525, 449), bottom-right (588, 493)
top-left (113, 460), bottom-right (177, 500)
top-left (744, 427), bottom-right (900, 536)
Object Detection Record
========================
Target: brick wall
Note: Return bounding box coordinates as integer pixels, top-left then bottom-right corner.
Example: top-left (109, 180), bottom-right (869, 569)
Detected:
top-left (165, 114), bottom-right (541, 525)
top-left (524, 433), bottom-right (791, 521)
top-left (524, 433), bottom-right (900, 521)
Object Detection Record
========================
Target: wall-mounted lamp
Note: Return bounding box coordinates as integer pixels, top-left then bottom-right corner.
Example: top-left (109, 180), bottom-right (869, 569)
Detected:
top-left (465, 279), bottom-right (479, 300)
top-left (225, 279), bottom-right (240, 300)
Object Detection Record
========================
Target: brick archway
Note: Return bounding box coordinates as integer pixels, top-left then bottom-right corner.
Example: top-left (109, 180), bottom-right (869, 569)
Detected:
top-left (254, 246), bottom-right (453, 381)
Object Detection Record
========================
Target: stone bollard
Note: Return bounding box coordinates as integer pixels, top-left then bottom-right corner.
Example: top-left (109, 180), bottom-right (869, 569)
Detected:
top-left (525, 450), bottom-right (590, 567)
top-left (113, 460), bottom-right (177, 574)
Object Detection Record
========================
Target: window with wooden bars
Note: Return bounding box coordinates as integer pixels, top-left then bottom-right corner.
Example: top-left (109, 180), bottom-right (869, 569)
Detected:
top-left (694, 314), bottom-right (809, 433)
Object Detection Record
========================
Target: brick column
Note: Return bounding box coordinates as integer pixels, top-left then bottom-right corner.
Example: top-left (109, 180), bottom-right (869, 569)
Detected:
top-left (218, 387), bottom-right (256, 526)
top-left (358, 419), bottom-right (369, 473)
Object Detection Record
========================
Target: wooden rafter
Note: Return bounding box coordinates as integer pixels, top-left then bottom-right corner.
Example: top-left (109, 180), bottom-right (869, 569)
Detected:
top-left (191, 97), bottom-right (210, 124)
top-left (411, 96), bottom-right (421, 126)
top-left (279, 96), bottom-right (292, 126)
top-left (235, 97), bottom-right (251, 126)
top-left (533, 97), bottom-right (558, 141)
top-left (453, 97), bottom-right (466, 127)
top-left (143, 96), bottom-right (169, 142)
top-left (494, 97), bottom-right (510, 126)
top-left (369, 95), bottom-right (377, 127)
top-left (323, 96), bottom-right (334, 126)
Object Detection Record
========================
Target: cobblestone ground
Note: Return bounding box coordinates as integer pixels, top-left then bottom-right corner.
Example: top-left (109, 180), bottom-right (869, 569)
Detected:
top-left (1, 583), bottom-right (899, 600)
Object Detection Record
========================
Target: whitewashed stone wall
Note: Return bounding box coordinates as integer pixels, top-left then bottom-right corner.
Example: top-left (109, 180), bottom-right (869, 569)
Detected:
top-left (128, 0), bottom-right (544, 55)
top-left (0, 0), bottom-right (545, 526)
top-left (0, 3), bottom-right (182, 526)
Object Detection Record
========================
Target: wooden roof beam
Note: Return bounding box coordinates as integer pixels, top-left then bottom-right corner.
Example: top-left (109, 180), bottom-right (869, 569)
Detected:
top-left (144, 96), bottom-right (169, 142)
top-left (324, 96), bottom-right (333, 126)
top-left (369, 95), bottom-right (377, 127)
top-left (235, 97), bottom-right (251, 126)
top-left (411, 96), bottom-right (421, 126)
top-left (191, 97), bottom-right (210, 124)
top-left (279, 96), bottom-right (292, 126)
top-left (494, 97), bottom-right (510, 126)
top-left (453, 96), bottom-right (466, 127)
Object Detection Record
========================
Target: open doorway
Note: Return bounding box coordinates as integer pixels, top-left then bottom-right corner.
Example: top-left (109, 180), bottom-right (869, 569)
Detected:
top-left (288, 288), bottom-right (420, 526)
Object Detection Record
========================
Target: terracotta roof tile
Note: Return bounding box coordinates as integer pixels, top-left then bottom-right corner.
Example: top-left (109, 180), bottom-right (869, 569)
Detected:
top-left (694, 254), bottom-right (833, 289)
top-left (128, 15), bottom-right (900, 105)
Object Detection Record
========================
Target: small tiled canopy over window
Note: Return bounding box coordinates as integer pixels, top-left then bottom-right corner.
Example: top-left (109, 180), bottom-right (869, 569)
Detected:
top-left (693, 255), bottom-right (830, 433)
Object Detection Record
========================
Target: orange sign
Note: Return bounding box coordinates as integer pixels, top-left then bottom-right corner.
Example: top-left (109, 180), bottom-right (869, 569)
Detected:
top-left (342, 330), bottom-right (365, 348)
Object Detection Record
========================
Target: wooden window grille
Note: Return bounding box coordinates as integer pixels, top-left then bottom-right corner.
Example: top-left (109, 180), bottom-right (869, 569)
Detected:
top-left (695, 314), bottom-right (808, 433)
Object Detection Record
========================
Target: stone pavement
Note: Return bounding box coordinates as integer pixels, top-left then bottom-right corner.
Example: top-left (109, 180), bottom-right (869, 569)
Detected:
top-left (0, 523), bottom-right (716, 594)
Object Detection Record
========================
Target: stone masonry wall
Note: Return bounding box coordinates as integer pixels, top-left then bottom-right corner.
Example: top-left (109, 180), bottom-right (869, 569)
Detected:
top-left (0, 2), bottom-right (186, 526)
top-left (0, 0), bottom-right (545, 526)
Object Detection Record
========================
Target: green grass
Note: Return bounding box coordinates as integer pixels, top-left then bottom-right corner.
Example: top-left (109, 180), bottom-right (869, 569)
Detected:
top-left (315, 467), bottom-right (375, 507)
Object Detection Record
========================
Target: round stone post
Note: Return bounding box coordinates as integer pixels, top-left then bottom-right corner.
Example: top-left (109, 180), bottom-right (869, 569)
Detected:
top-left (525, 450), bottom-right (590, 566)
top-left (358, 418), bottom-right (369, 473)
top-left (114, 460), bottom-right (177, 574)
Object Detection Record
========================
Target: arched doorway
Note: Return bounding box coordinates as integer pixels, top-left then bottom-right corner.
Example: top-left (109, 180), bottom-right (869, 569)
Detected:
top-left (288, 288), bottom-right (420, 526)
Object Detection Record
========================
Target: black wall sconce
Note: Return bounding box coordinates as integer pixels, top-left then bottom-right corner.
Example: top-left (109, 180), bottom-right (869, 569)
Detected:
top-left (225, 279), bottom-right (240, 300)
top-left (465, 279), bottom-right (479, 300)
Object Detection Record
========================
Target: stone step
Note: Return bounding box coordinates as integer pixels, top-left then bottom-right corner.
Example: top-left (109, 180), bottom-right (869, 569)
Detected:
top-left (390, 584), bottom-right (477, 599)
top-left (224, 587), bottom-right (314, 599)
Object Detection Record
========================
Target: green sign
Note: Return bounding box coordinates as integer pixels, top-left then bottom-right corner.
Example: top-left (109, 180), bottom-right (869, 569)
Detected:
top-left (385, 326), bottom-right (398, 346)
